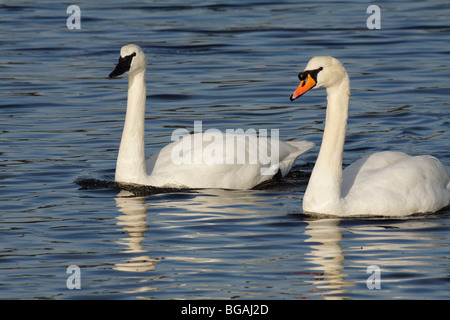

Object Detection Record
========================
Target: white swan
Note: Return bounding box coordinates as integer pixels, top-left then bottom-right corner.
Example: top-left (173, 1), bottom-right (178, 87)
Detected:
top-left (290, 56), bottom-right (450, 216)
top-left (108, 44), bottom-right (314, 189)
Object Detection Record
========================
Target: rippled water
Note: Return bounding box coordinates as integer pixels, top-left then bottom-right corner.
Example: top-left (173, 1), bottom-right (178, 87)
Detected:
top-left (1, 1), bottom-right (449, 300)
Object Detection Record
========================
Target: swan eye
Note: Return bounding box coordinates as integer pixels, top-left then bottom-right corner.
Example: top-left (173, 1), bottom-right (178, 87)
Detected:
top-left (298, 72), bottom-right (307, 81)
top-left (120, 52), bottom-right (136, 63)
top-left (298, 67), bottom-right (323, 81)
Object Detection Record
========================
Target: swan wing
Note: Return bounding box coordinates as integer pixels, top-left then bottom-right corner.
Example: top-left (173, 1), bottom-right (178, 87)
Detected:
top-left (145, 133), bottom-right (314, 189)
top-left (341, 151), bottom-right (409, 196)
top-left (342, 152), bottom-right (450, 215)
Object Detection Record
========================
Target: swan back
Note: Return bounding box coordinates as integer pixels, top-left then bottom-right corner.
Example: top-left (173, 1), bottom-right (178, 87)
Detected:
top-left (342, 152), bottom-right (450, 216)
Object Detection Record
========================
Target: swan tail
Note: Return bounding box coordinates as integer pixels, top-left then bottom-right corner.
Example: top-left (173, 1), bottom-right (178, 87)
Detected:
top-left (286, 140), bottom-right (315, 155)
top-left (276, 140), bottom-right (314, 177)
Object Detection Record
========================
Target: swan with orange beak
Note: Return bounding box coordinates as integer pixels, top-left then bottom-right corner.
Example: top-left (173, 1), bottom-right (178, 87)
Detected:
top-left (288, 56), bottom-right (450, 216)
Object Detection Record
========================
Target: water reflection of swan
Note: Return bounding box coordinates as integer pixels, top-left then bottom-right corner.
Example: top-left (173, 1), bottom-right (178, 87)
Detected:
top-left (114, 190), bottom-right (158, 272)
top-left (304, 218), bottom-right (354, 299)
top-left (303, 217), bottom-right (445, 299)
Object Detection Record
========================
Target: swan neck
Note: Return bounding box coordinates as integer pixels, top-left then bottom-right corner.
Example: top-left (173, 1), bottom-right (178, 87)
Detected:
top-left (304, 78), bottom-right (350, 214)
top-left (115, 70), bottom-right (148, 184)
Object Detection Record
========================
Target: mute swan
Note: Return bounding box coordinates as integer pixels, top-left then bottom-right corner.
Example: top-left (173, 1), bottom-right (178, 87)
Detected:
top-left (108, 44), bottom-right (314, 189)
top-left (290, 56), bottom-right (450, 216)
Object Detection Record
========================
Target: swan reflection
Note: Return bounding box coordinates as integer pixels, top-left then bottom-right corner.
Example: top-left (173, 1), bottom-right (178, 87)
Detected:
top-left (303, 216), bottom-right (444, 299)
top-left (304, 218), bottom-right (354, 299)
top-left (114, 190), bottom-right (159, 272)
top-left (111, 184), bottom-right (444, 299)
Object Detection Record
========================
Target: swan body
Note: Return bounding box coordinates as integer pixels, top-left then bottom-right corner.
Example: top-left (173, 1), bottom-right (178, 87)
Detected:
top-left (109, 44), bottom-right (314, 189)
top-left (290, 56), bottom-right (450, 216)
top-left (142, 132), bottom-right (313, 189)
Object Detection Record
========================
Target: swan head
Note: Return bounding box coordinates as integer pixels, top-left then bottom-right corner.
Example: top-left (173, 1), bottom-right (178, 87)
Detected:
top-left (290, 56), bottom-right (348, 101)
top-left (109, 44), bottom-right (146, 78)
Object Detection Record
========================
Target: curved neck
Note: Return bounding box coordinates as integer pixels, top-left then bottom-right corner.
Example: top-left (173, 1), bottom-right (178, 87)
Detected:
top-left (115, 70), bottom-right (148, 184)
top-left (303, 77), bottom-right (350, 214)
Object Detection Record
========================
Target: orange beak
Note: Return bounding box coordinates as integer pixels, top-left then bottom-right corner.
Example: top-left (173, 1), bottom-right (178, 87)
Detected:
top-left (290, 73), bottom-right (317, 101)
